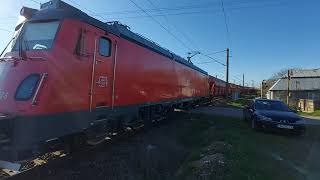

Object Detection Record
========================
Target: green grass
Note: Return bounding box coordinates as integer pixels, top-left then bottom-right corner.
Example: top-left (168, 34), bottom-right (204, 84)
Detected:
top-left (299, 110), bottom-right (320, 117)
top-left (176, 112), bottom-right (320, 180)
top-left (226, 95), bottom-right (254, 108)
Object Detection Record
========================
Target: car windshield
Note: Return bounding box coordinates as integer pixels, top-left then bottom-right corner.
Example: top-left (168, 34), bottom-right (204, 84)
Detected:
top-left (255, 100), bottom-right (290, 112)
top-left (12, 21), bottom-right (60, 51)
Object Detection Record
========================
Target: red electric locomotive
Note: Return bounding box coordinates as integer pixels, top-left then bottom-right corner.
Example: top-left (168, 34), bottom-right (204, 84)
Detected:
top-left (0, 0), bottom-right (209, 166)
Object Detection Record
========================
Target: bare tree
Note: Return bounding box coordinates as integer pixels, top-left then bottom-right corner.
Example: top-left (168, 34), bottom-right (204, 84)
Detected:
top-left (268, 68), bottom-right (302, 80)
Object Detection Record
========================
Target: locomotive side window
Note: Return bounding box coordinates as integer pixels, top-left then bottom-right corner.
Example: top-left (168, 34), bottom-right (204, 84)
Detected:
top-left (99, 38), bottom-right (111, 57)
top-left (15, 74), bottom-right (40, 101)
top-left (75, 30), bottom-right (86, 56)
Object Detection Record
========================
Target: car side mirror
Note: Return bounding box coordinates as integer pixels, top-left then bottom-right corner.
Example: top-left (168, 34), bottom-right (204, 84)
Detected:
top-left (244, 105), bottom-right (254, 112)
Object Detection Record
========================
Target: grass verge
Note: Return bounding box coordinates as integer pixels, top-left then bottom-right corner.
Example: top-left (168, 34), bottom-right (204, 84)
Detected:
top-left (176, 112), bottom-right (320, 180)
top-left (225, 95), bottom-right (255, 108)
top-left (299, 110), bottom-right (320, 118)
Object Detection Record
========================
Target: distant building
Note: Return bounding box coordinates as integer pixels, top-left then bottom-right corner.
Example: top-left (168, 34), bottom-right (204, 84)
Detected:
top-left (268, 69), bottom-right (320, 105)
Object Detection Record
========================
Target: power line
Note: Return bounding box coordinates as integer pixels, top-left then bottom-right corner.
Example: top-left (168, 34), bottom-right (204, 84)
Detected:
top-left (95, 3), bottom-right (219, 15)
top-left (109, 10), bottom-right (218, 19)
top-left (128, 0), bottom-right (193, 51)
top-left (105, 0), bottom-right (289, 20)
top-left (199, 53), bottom-right (226, 66)
top-left (220, 0), bottom-right (232, 47)
top-left (233, 75), bottom-right (242, 81)
top-left (64, 0), bottom-right (106, 20)
top-left (95, 0), bottom-right (286, 15)
top-left (27, 0), bottom-right (41, 5)
top-left (145, 0), bottom-right (200, 51)
top-left (0, 28), bottom-right (13, 33)
top-left (206, 49), bottom-right (227, 55)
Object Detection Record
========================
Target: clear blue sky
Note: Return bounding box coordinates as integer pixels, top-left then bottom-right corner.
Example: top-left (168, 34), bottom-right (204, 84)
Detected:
top-left (0, 0), bottom-right (319, 87)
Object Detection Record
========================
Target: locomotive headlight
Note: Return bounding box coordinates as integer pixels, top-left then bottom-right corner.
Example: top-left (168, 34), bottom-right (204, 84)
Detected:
top-left (20, 7), bottom-right (38, 19)
top-left (0, 113), bottom-right (7, 118)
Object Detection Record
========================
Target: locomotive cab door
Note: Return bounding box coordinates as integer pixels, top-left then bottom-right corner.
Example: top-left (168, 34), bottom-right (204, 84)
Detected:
top-left (89, 33), bottom-right (118, 111)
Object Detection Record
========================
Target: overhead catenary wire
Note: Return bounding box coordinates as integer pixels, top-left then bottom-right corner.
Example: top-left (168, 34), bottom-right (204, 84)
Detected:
top-left (95, 3), bottom-right (220, 15)
top-left (199, 53), bottom-right (226, 66)
top-left (64, 0), bottom-right (106, 21)
top-left (107, 1), bottom-right (289, 19)
top-left (220, 0), bottom-right (232, 47)
top-left (0, 28), bottom-right (13, 33)
top-left (145, 0), bottom-right (200, 52)
top-left (95, 0), bottom-right (288, 15)
top-left (27, 0), bottom-right (41, 5)
top-left (128, 0), bottom-right (193, 52)
top-left (206, 49), bottom-right (227, 56)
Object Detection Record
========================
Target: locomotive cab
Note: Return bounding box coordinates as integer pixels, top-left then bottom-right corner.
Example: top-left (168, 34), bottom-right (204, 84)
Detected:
top-left (0, 16), bottom-right (60, 113)
top-left (0, 14), bottom-right (63, 163)
top-left (0, 1), bottom-right (119, 163)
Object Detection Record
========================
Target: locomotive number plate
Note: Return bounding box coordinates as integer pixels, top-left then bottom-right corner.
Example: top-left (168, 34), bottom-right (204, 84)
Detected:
top-left (96, 76), bottom-right (108, 87)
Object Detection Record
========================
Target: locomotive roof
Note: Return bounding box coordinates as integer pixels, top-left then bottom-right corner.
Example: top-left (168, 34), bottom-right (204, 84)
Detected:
top-left (27, 0), bottom-right (207, 75)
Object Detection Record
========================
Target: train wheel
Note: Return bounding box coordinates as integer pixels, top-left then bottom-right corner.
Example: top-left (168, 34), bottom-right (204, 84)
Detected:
top-left (64, 134), bottom-right (86, 153)
top-left (84, 124), bottom-right (111, 146)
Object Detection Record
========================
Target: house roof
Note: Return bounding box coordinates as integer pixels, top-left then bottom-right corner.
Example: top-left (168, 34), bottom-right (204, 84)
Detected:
top-left (290, 69), bottom-right (320, 78)
top-left (269, 77), bottom-right (320, 91)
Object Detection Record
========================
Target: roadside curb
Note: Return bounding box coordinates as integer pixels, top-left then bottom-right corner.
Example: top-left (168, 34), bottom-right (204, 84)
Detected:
top-left (301, 115), bottom-right (320, 121)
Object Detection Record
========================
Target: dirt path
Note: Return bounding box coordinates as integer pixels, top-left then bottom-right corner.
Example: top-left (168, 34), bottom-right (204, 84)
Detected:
top-left (306, 141), bottom-right (320, 180)
top-left (191, 106), bottom-right (243, 119)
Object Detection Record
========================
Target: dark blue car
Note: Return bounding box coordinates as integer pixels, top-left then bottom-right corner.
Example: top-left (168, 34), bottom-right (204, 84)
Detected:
top-left (243, 99), bottom-right (306, 134)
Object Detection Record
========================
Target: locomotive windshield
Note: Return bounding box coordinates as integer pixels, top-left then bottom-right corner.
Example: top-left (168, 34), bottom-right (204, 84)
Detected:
top-left (13, 21), bottom-right (60, 51)
top-left (0, 21), bottom-right (59, 57)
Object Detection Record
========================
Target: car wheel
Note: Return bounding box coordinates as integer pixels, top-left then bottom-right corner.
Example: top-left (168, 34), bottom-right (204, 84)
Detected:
top-left (251, 119), bottom-right (260, 131)
top-left (295, 129), bottom-right (306, 136)
top-left (242, 110), bottom-right (247, 122)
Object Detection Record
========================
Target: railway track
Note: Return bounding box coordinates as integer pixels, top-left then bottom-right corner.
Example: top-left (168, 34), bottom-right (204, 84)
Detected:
top-left (0, 110), bottom-right (179, 180)
top-left (0, 119), bottom-right (159, 180)
top-left (0, 103), bottom-right (215, 180)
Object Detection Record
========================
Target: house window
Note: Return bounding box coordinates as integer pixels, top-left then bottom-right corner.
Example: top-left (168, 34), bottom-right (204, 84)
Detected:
top-left (99, 38), bottom-right (111, 57)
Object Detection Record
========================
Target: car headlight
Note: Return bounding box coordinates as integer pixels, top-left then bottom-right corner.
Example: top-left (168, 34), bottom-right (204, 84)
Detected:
top-left (257, 115), bottom-right (272, 121)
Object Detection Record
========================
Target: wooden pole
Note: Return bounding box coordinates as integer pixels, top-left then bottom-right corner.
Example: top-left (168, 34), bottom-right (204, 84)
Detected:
top-left (225, 48), bottom-right (230, 99)
top-left (287, 70), bottom-right (290, 105)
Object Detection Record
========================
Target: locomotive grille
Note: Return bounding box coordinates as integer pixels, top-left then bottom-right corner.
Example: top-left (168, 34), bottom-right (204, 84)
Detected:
top-left (0, 115), bottom-right (11, 145)
top-left (0, 128), bottom-right (10, 145)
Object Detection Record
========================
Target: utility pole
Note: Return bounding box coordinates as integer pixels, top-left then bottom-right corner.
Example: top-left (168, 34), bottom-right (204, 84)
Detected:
top-left (225, 48), bottom-right (230, 99)
top-left (242, 74), bottom-right (244, 87)
top-left (287, 70), bottom-right (291, 105)
top-left (260, 81), bottom-right (263, 98)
